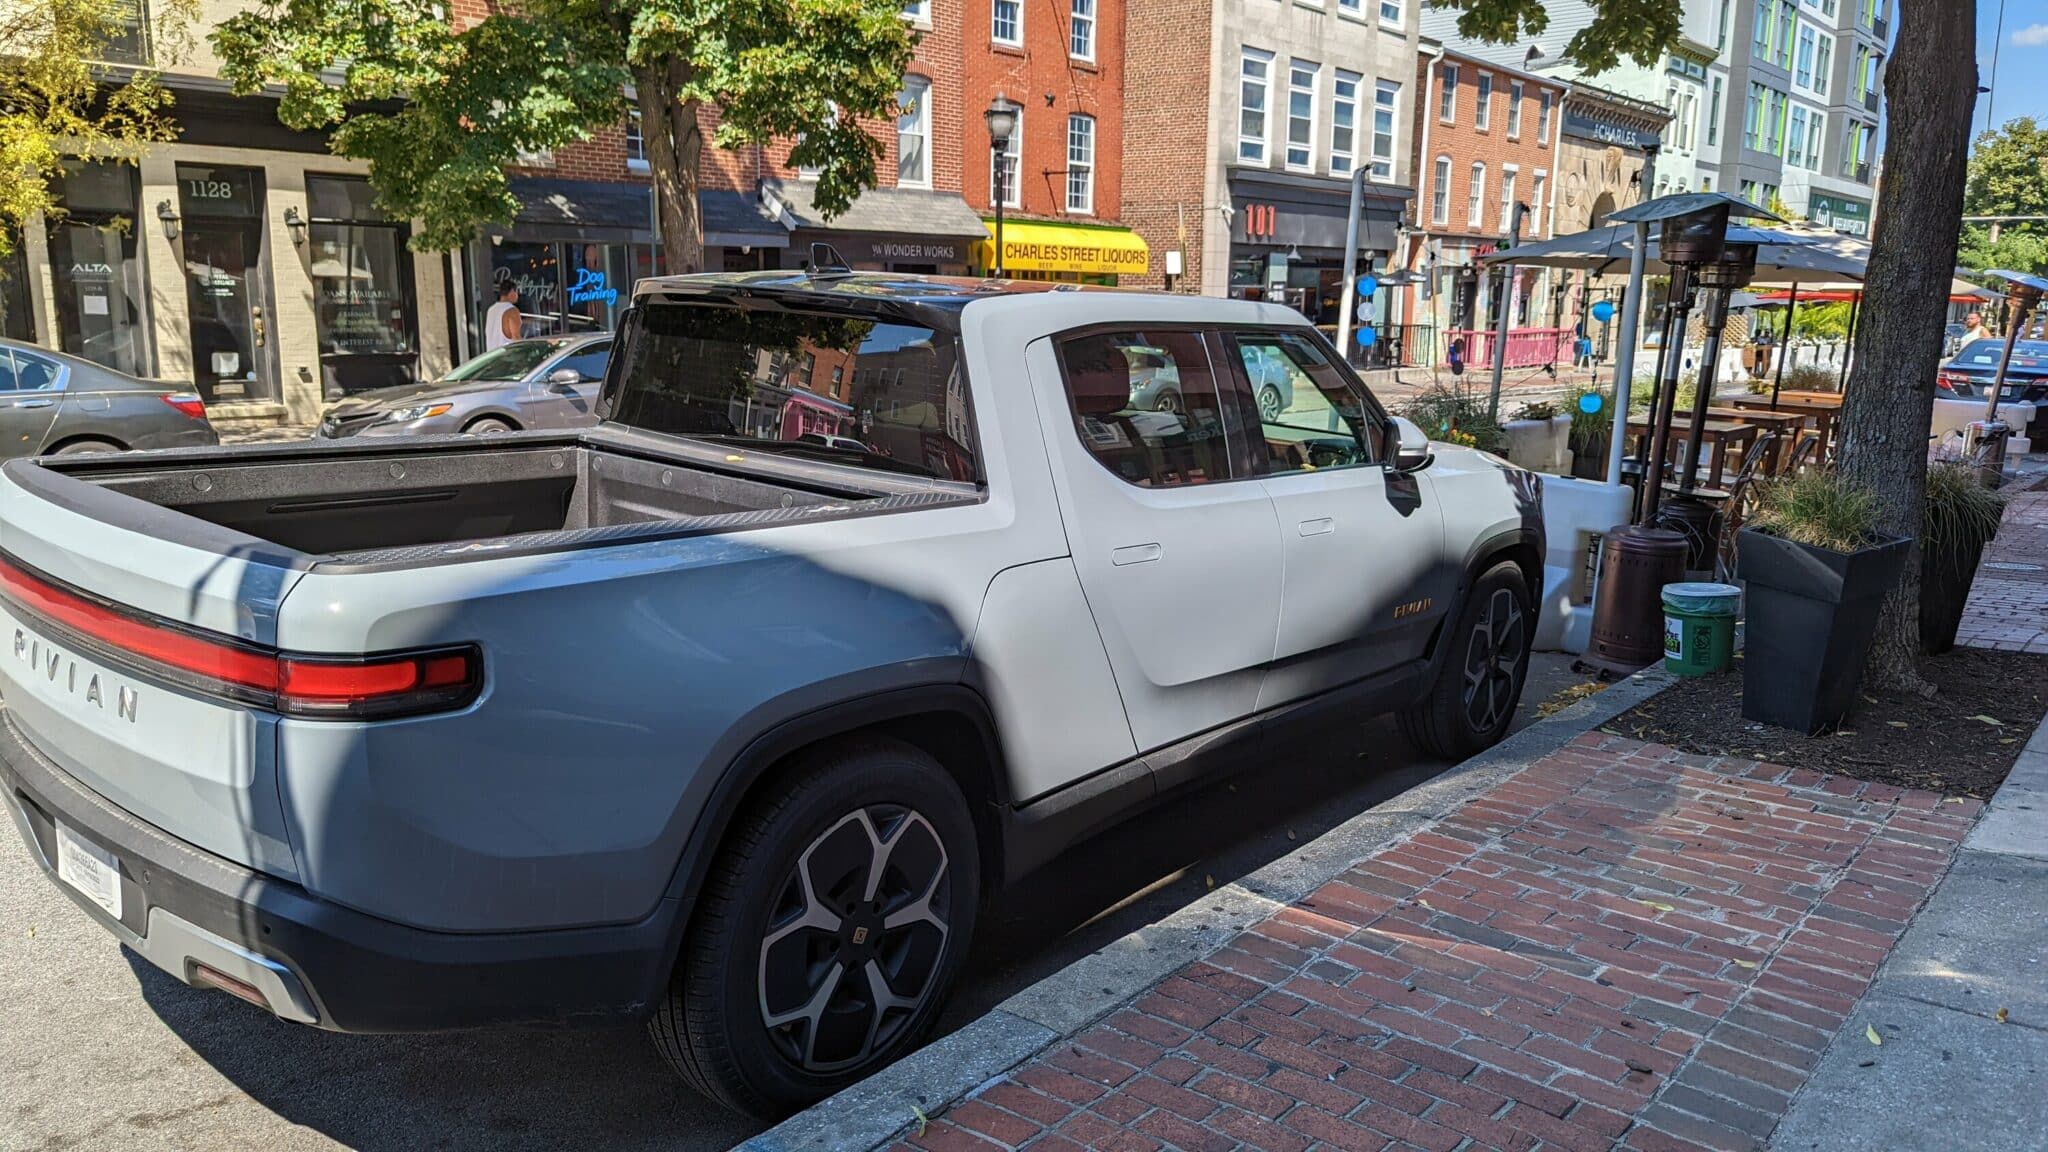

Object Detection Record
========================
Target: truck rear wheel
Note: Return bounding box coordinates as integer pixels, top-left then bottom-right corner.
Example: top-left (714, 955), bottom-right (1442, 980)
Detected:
top-left (651, 739), bottom-right (979, 1117)
top-left (1399, 562), bottom-right (1531, 761)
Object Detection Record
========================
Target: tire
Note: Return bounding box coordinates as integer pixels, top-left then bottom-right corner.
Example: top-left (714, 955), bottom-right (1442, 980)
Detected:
top-left (52, 439), bottom-right (122, 455)
top-left (464, 416), bottom-right (516, 435)
top-left (1399, 561), bottom-right (1533, 761)
top-left (1154, 388), bottom-right (1183, 415)
top-left (1258, 386), bottom-right (1284, 422)
top-left (650, 738), bottom-right (980, 1117)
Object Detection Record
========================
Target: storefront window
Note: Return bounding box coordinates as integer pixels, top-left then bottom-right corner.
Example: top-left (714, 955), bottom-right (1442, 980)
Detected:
top-left (48, 163), bottom-right (148, 377)
top-left (1, 233), bottom-right (32, 343)
top-left (563, 242), bottom-right (628, 332)
top-left (307, 176), bottom-right (417, 395)
top-left (474, 240), bottom-right (657, 346)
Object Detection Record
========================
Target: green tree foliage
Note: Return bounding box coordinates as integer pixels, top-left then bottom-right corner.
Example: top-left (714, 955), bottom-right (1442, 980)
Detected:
top-left (0, 0), bottom-right (197, 259)
top-left (1792, 301), bottom-right (1853, 341)
top-left (1957, 118), bottom-right (2048, 274)
top-left (213, 0), bottom-right (916, 272)
top-left (1434, 0), bottom-right (1682, 74)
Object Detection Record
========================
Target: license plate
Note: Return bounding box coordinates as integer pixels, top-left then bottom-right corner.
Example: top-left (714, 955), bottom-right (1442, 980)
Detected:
top-left (55, 822), bottom-right (123, 920)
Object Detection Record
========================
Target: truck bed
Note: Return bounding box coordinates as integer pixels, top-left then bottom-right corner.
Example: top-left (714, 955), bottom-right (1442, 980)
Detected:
top-left (16, 431), bottom-right (972, 567)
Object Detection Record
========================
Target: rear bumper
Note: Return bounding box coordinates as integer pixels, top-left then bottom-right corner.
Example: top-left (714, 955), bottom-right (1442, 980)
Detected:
top-left (0, 705), bottom-right (680, 1032)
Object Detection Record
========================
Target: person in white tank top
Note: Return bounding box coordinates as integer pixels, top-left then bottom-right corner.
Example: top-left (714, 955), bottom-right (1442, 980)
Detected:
top-left (484, 283), bottom-right (521, 350)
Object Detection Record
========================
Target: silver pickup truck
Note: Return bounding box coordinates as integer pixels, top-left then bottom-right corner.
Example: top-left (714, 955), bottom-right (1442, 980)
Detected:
top-left (0, 271), bottom-right (1541, 1116)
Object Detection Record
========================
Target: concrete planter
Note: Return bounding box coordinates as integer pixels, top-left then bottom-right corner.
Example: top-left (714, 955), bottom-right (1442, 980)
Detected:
top-left (1504, 414), bottom-right (1573, 473)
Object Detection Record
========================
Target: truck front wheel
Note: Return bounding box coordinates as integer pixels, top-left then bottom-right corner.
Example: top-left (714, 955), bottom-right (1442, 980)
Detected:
top-left (1399, 561), bottom-right (1532, 761)
top-left (651, 739), bottom-right (980, 1117)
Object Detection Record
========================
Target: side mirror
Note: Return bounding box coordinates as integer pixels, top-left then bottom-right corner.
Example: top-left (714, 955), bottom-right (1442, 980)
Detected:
top-left (1388, 415), bottom-right (1433, 474)
top-left (546, 368), bottom-right (581, 391)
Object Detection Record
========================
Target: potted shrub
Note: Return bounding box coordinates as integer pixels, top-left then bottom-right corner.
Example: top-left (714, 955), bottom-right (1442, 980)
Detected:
top-left (1920, 460), bottom-right (2006, 654)
top-left (1566, 384), bottom-right (1610, 479)
top-left (1401, 385), bottom-right (1508, 456)
top-left (1737, 471), bottom-right (1911, 734)
top-left (1503, 400), bottom-right (1570, 471)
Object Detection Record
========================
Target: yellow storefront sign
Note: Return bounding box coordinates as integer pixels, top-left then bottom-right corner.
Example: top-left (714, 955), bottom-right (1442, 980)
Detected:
top-left (973, 220), bottom-right (1150, 276)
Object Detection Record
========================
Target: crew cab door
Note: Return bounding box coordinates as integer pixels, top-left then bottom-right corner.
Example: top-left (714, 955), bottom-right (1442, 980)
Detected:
top-left (1029, 328), bottom-right (1281, 754)
top-left (1220, 329), bottom-right (1451, 709)
top-left (0, 346), bottom-right (67, 458)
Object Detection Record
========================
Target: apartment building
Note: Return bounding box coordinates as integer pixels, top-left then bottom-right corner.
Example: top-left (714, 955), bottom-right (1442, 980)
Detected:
top-left (1122, 0), bottom-right (1420, 324)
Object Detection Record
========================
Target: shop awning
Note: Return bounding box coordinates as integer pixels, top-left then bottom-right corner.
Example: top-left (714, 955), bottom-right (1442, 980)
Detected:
top-left (762, 179), bottom-right (987, 238)
top-left (702, 189), bottom-right (789, 249)
top-left (973, 221), bottom-right (1151, 277)
top-left (501, 178), bottom-right (656, 244)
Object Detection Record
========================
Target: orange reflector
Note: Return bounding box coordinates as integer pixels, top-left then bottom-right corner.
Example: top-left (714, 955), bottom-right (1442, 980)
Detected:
top-left (191, 963), bottom-right (270, 1011)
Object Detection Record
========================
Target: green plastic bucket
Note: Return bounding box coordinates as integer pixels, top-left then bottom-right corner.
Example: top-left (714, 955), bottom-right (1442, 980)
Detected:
top-left (1662, 582), bottom-right (1741, 677)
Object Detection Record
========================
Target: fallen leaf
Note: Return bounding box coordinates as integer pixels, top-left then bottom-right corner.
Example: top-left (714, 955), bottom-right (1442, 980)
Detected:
top-left (1858, 1059), bottom-right (1876, 1068)
top-left (1887, 721), bottom-right (1909, 728)
top-left (1997, 1007), bottom-right (2009, 1024)
top-left (2001, 738), bottom-right (2020, 745)
top-left (1734, 959), bottom-right (1758, 969)
top-left (1286, 830), bottom-right (1297, 841)
top-left (1639, 899), bottom-right (1676, 913)
top-left (1418, 899), bottom-right (1434, 911)
top-left (1866, 1023), bottom-right (1883, 1046)
top-left (1625, 1061), bottom-right (1655, 1075)
top-left (1204, 875), bottom-right (1215, 890)
top-left (1971, 715), bottom-right (2005, 726)
top-left (1945, 798), bottom-right (1966, 804)
top-left (1837, 730), bottom-right (1857, 737)
top-left (912, 1105), bottom-right (929, 1137)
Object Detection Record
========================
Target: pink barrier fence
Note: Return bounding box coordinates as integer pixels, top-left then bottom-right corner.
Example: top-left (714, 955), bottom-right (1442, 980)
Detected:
top-left (1447, 327), bottom-right (1574, 369)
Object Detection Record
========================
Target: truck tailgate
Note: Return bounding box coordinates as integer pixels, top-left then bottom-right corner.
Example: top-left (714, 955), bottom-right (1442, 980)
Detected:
top-left (0, 463), bottom-right (305, 878)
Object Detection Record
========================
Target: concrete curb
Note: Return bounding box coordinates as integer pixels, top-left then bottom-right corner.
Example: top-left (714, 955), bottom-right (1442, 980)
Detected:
top-left (737, 666), bottom-right (1676, 1152)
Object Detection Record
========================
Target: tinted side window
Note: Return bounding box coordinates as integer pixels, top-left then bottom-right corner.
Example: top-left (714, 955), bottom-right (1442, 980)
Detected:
top-left (1227, 331), bottom-right (1377, 475)
top-left (558, 344), bottom-right (610, 381)
top-left (0, 350), bottom-right (62, 392)
top-left (1057, 330), bottom-right (1237, 488)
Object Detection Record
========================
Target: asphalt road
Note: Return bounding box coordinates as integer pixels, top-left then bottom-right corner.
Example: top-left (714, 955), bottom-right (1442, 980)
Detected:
top-left (0, 654), bottom-right (1587, 1152)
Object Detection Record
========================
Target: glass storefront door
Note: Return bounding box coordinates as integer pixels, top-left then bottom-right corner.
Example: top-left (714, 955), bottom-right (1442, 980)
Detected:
top-left (307, 176), bottom-right (418, 397)
top-left (48, 163), bottom-right (148, 376)
top-left (177, 164), bottom-right (276, 404)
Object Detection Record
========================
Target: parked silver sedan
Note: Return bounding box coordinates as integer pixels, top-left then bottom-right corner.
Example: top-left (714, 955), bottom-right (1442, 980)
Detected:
top-left (313, 333), bottom-right (613, 439)
top-left (0, 338), bottom-right (218, 458)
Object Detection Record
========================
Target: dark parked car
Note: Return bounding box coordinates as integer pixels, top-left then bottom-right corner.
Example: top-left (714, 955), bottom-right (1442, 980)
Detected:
top-left (0, 338), bottom-right (217, 457)
top-left (1938, 338), bottom-right (2048, 405)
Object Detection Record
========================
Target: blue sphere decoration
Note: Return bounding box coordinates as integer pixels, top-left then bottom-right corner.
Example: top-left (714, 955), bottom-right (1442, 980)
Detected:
top-left (1577, 391), bottom-right (1604, 414)
top-left (1357, 275), bottom-right (1380, 298)
top-left (1356, 325), bottom-right (1379, 348)
top-left (1591, 300), bottom-right (1617, 323)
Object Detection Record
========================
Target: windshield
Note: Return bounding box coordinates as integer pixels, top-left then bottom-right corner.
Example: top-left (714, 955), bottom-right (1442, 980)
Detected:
top-left (606, 302), bottom-right (977, 482)
top-left (445, 340), bottom-right (568, 382)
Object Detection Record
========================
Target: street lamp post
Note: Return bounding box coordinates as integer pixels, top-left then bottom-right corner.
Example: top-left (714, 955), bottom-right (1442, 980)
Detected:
top-left (984, 96), bottom-right (1018, 279)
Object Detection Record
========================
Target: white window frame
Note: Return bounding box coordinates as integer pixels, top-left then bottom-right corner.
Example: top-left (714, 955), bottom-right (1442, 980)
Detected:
top-left (1475, 72), bottom-right (1492, 132)
top-left (1431, 154), bottom-right (1451, 225)
top-left (1439, 63), bottom-right (1458, 124)
top-left (1536, 88), bottom-right (1552, 143)
top-left (897, 75), bottom-right (931, 189)
top-left (1070, 0), bottom-right (1095, 61)
top-left (992, 0), bottom-right (1022, 47)
top-left (902, 0), bottom-right (930, 26)
top-left (1286, 59), bottom-right (1318, 172)
top-left (1507, 79), bottom-right (1523, 139)
top-left (990, 99), bottom-right (1022, 208)
top-left (1378, 0), bottom-right (1402, 27)
top-left (1500, 164), bottom-right (1518, 233)
top-left (1239, 48), bottom-right (1273, 164)
top-left (1066, 113), bottom-right (1095, 214)
top-left (1371, 79), bottom-right (1399, 181)
top-left (1337, 0), bottom-right (1361, 15)
top-left (625, 108), bottom-right (648, 172)
top-left (1530, 170), bottom-right (1547, 237)
top-left (1330, 70), bottom-right (1359, 177)
top-left (1467, 161), bottom-right (1486, 229)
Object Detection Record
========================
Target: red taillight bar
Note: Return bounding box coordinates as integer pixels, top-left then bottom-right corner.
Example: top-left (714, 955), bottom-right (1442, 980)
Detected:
top-left (0, 556), bottom-right (480, 719)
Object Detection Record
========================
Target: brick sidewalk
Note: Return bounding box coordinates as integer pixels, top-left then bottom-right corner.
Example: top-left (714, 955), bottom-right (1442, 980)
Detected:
top-left (903, 736), bottom-right (1979, 1152)
top-left (1956, 487), bottom-right (2048, 655)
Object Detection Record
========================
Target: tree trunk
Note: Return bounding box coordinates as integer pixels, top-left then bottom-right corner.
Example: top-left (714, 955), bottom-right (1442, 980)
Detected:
top-left (1832, 0), bottom-right (1975, 694)
top-left (634, 59), bottom-right (705, 275)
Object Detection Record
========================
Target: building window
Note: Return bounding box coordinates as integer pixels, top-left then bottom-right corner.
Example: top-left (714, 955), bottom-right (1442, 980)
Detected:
top-left (1500, 165), bottom-right (1517, 233)
top-left (1537, 89), bottom-right (1552, 141)
top-left (1330, 71), bottom-right (1359, 176)
top-left (1766, 89), bottom-right (1786, 154)
top-left (625, 109), bottom-right (648, 171)
top-left (1240, 49), bottom-right (1272, 164)
top-left (992, 0), bottom-right (1021, 45)
top-left (1338, 0), bottom-right (1360, 14)
top-left (897, 76), bottom-right (931, 188)
top-left (1530, 170), bottom-right (1547, 236)
top-left (903, 0), bottom-right (929, 22)
top-left (1745, 82), bottom-right (1764, 150)
top-left (1070, 0), bottom-right (1094, 60)
top-left (1752, 0), bottom-right (1770, 58)
top-left (1067, 114), bottom-right (1094, 213)
top-left (990, 99), bottom-right (1021, 207)
top-left (1795, 25), bottom-right (1815, 88)
top-left (1467, 162), bottom-right (1485, 229)
top-left (1788, 107), bottom-right (1808, 171)
top-left (1475, 72), bottom-right (1493, 131)
top-left (1439, 63), bottom-right (1457, 123)
top-left (1708, 76), bottom-right (1722, 145)
top-left (1505, 80), bottom-right (1523, 139)
top-left (1805, 109), bottom-right (1825, 169)
top-left (1286, 60), bottom-right (1318, 171)
top-left (1776, 1), bottom-right (1794, 67)
top-left (1372, 80), bottom-right (1399, 181)
top-left (1814, 35), bottom-right (1830, 96)
top-left (1379, 0), bottom-right (1402, 24)
top-left (1716, 0), bottom-right (1730, 49)
top-left (1432, 155), bottom-right (1451, 224)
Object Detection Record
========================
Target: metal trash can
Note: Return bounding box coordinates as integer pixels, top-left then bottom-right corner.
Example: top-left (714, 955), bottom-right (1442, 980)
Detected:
top-left (1662, 582), bottom-right (1741, 677)
top-left (1586, 526), bottom-right (1688, 676)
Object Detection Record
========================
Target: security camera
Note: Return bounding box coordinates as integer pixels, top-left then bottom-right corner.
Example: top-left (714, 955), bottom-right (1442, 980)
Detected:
top-left (1217, 205), bottom-right (1236, 226)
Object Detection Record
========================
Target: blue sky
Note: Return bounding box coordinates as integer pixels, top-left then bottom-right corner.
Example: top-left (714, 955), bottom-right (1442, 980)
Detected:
top-left (1979, 0), bottom-right (2048, 135)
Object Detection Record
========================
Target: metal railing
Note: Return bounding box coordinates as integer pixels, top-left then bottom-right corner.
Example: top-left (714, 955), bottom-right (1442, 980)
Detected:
top-left (1329, 323), bottom-right (1440, 369)
top-left (1445, 327), bottom-right (1573, 370)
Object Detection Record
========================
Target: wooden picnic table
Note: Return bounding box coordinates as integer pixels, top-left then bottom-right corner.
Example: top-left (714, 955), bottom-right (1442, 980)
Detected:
top-left (1724, 392), bottom-right (1844, 462)
top-left (1625, 415), bottom-right (1760, 490)
top-left (1706, 407), bottom-right (1807, 474)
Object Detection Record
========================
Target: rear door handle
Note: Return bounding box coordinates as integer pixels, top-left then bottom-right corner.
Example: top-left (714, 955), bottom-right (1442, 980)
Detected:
top-left (11, 399), bottom-right (53, 409)
top-left (1298, 517), bottom-right (1335, 536)
top-left (1110, 543), bottom-right (1162, 566)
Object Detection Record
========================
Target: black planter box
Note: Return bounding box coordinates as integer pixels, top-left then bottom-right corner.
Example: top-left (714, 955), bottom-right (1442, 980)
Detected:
top-left (1920, 537), bottom-right (1989, 655)
top-left (1737, 527), bottom-right (1911, 735)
